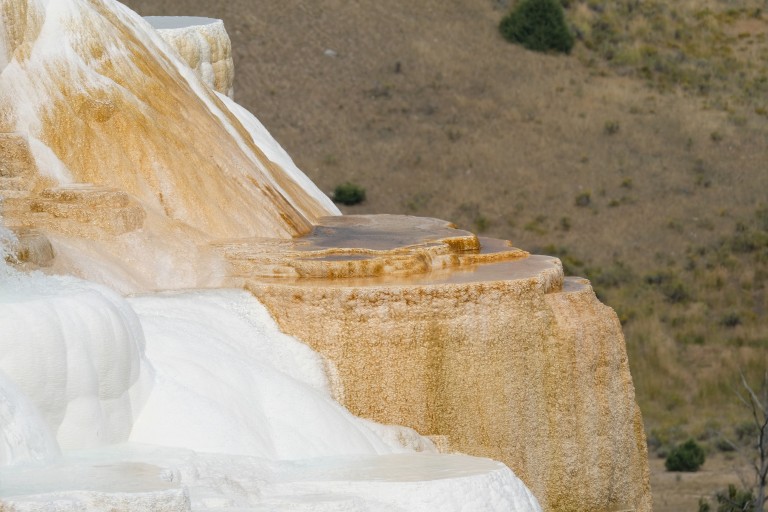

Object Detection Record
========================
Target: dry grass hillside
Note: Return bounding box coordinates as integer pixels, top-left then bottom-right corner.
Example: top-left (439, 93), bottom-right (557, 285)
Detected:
top-left (123, 0), bottom-right (767, 508)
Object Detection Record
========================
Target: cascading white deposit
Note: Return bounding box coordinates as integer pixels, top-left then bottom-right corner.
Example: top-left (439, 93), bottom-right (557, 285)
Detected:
top-left (0, 252), bottom-right (153, 459)
top-left (127, 289), bottom-right (412, 459)
top-left (0, 239), bottom-right (542, 510)
top-left (0, 232), bottom-right (414, 464)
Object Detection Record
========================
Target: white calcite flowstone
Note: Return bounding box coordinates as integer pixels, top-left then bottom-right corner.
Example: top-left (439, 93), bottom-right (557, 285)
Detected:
top-left (126, 289), bottom-right (401, 459)
top-left (0, 261), bottom-right (542, 511)
top-left (0, 447), bottom-right (541, 511)
top-left (0, 271), bottom-right (153, 455)
top-left (0, 372), bottom-right (60, 468)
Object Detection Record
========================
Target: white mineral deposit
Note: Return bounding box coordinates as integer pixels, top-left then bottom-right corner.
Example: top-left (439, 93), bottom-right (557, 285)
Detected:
top-left (0, 0), bottom-right (650, 510)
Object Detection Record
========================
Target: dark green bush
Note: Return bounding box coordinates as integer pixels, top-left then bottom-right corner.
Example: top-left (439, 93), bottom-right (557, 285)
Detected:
top-left (604, 120), bottom-right (620, 135)
top-left (575, 191), bottom-right (591, 207)
top-left (721, 312), bottom-right (742, 328)
top-left (499, 0), bottom-right (575, 54)
top-left (332, 182), bottom-right (366, 206)
top-left (587, 260), bottom-right (634, 289)
top-left (665, 438), bottom-right (706, 472)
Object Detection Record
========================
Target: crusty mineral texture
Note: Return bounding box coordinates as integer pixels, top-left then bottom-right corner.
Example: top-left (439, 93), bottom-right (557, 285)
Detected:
top-left (146, 16), bottom-right (235, 98)
top-left (246, 219), bottom-right (651, 512)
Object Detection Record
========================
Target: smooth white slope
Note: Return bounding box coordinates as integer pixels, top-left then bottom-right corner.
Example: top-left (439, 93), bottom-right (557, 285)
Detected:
top-left (0, 372), bottom-right (60, 467)
top-left (217, 90), bottom-right (340, 215)
top-left (128, 289), bottom-right (403, 459)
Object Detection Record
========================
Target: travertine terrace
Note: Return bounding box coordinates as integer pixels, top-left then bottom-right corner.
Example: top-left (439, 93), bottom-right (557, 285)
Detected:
top-left (0, 1), bottom-right (650, 510)
top-left (244, 215), bottom-right (651, 512)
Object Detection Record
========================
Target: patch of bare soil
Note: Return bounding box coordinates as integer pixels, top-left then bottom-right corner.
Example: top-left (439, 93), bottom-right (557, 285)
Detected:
top-left (651, 452), bottom-right (753, 512)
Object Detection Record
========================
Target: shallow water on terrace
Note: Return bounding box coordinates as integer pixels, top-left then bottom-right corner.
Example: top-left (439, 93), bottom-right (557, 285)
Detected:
top-left (282, 453), bottom-right (505, 482)
top-left (297, 215), bottom-right (475, 252)
top-left (144, 16), bottom-right (220, 30)
top-left (250, 254), bottom-right (563, 290)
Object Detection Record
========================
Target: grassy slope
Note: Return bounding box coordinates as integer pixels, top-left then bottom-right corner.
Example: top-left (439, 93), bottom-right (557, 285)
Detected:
top-left (123, 0), bottom-right (767, 452)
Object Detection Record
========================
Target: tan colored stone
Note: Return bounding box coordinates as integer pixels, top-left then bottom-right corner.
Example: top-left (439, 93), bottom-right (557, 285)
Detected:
top-left (248, 263), bottom-right (651, 512)
top-left (24, 185), bottom-right (146, 236)
top-left (0, 133), bottom-right (36, 180)
top-left (6, 227), bottom-right (53, 267)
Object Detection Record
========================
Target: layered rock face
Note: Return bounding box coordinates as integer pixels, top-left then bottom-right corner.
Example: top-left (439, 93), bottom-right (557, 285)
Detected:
top-left (0, 1), bottom-right (650, 511)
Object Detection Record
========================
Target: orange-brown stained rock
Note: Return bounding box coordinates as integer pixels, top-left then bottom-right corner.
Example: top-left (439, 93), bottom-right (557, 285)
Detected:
top-left (0, 134), bottom-right (36, 180)
top-left (0, 1), bottom-right (343, 289)
top-left (6, 227), bottom-right (53, 267)
top-left (247, 267), bottom-right (651, 512)
top-left (0, 0), bottom-right (43, 67)
top-left (0, 0), bottom-right (336, 241)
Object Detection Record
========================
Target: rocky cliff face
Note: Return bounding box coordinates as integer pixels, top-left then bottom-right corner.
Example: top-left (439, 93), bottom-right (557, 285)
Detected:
top-left (0, 1), bottom-right (650, 510)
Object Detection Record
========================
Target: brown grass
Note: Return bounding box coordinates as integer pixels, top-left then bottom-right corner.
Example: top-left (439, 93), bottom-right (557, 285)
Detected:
top-left (651, 451), bottom-right (755, 512)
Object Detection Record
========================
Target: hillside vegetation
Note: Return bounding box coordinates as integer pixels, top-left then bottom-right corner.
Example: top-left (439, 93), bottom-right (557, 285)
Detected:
top-left (125, 0), bottom-right (767, 491)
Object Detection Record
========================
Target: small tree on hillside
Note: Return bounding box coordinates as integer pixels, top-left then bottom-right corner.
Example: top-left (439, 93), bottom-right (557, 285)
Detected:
top-left (737, 372), bottom-right (768, 511)
top-left (499, 0), bottom-right (575, 54)
top-left (700, 372), bottom-right (768, 512)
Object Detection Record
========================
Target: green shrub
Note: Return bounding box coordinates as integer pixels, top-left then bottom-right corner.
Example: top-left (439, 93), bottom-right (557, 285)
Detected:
top-left (604, 120), bottom-right (620, 135)
top-left (499, 0), bottom-right (575, 54)
top-left (575, 191), bottom-right (591, 207)
top-left (699, 484), bottom-right (756, 512)
top-left (332, 182), bottom-right (366, 205)
top-left (587, 260), bottom-right (634, 288)
top-left (714, 438), bottom-right (736, 452)
top-left (474, 215), bottom-right (490, 233)
top-left (644, 272), bottom-right (692, 304)
top-left (721, 312), bottom-right (741, 328)
top-left (665, 438), bottom-right (706, 472)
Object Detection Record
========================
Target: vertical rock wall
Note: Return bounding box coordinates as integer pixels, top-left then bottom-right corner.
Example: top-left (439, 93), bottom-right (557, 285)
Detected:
top-left (248, 271), bottom-right (651, 512)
